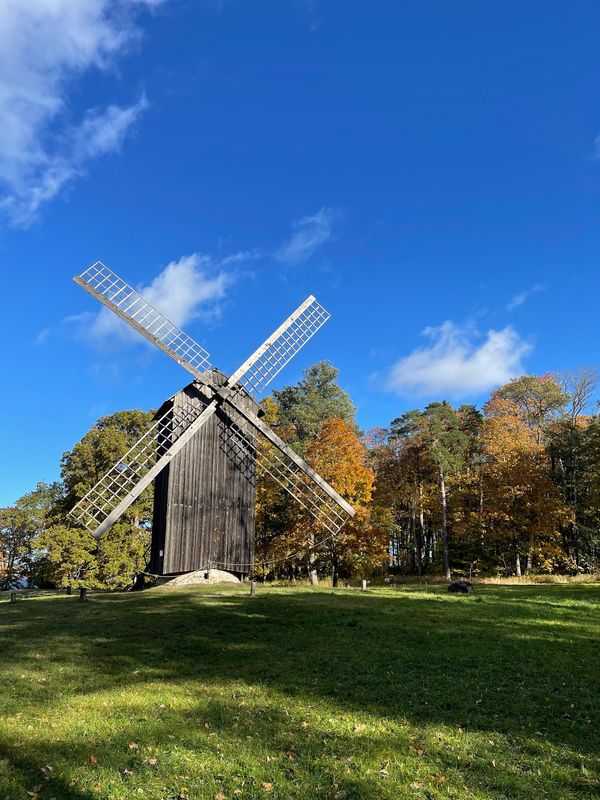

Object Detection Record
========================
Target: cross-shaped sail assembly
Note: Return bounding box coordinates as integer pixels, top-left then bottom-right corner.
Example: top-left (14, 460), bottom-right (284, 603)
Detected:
top-left (70, 262), bottom-right (355, 545)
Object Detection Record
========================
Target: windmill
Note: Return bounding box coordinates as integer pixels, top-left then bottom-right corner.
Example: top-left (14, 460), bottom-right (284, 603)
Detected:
top-left (69, 262), bottom-right (355, 577)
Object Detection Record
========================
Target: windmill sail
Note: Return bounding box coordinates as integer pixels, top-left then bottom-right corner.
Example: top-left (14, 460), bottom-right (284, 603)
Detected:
top-left (221, 399), bottom-right (355, 535)
top-left (74, 262), bottom-right (212, 380)
top-left (70, 286), bottom-right (341, 539)
top-left (228, 295), bottom-right (330, 396)
top-left (71, 399), bottom-right (218, 539)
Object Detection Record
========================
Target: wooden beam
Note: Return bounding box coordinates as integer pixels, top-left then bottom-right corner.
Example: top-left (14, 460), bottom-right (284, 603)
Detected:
top-left (74, 276), bottom-right (208, 383)
top-left (220, 392), bottom-right (356, 518)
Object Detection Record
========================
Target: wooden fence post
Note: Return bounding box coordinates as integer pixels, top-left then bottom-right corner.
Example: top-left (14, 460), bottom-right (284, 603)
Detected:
top-left (10, 591), bottom-right (17, 604)
top-left (250, 580), bottom-right (256, 596)
top-left (78, 588), bottom-right (87, 602)
top-left (361, 579), bottom-right (367, 592)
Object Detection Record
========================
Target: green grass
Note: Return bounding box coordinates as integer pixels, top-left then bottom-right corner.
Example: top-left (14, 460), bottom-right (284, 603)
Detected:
top-left (1, 584), bottom-right (598, 800)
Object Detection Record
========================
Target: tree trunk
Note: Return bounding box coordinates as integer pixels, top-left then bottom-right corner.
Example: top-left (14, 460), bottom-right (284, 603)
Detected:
top-left (478, 478), bottom-right (486, 557)
top-left (439, 468), bottom-right (451, 581)
top-left (516, 554), bottom-right (522, 577)
top-left (308, 538), bottom-right (319, 586)
top-left (416, 479), bottom-right (424, 575)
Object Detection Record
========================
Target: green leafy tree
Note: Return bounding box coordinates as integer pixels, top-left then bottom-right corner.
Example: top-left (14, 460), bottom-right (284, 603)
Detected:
top-left (388, 412), bottom-right (436, 574)
top-left (420, 403), bottom-right (470, 580)
top-left (39, 409), bottom-right (155, 589)
top-left (0, 482), bottom-right (60, 589)
top-left (392, 404), bottom-right (469, 580)
top-left (35, 525), bottom-right (100, 589)
top-left (273, 361), bottom-right (356, 453)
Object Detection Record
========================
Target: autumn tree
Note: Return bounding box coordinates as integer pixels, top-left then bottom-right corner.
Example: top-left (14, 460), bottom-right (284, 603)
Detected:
top-left (305, 418), bottom-right (380, 584)
top-left (273, 361), bottom-right (356, 453)
top-left (482, 394), bottom-right (572, 574)
top-left (256, 363), bottom-right (361, 583)
top-left (495, 375), bottom-right (569, 445)
top-left (254, 397), bottom-right (299, 576)
top-left (386, 413), bottom-right (435, 574)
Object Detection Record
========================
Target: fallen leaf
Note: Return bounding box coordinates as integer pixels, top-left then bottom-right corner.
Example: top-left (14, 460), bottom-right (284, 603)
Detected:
top-left (147, 757), bottom-right (158, 766)
top-left (410, 781), bottom-right (424, 790)
top-left (89, 755), bottom-right (97, 764)
top-left (215, 794), bottom-right (226, 800)
top-left (128, 743), bottom-right (139, 751)
top-left (301, 722), bottom-right (310, 729)
top-left (262, 783), bottom-right (273, 792)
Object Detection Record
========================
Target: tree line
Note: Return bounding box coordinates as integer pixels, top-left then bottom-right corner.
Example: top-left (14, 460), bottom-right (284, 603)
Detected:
top-left (1, 363), bottom-right (599, 590)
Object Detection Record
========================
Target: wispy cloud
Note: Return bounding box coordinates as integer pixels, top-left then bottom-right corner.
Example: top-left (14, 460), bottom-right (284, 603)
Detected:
top-left (506, 283), bottom-right (544, 311)
top-left (276, 207), bottom-right (336, 265)
top-left (386, 321), bottom-right (532, 398)
top-left (295, 0), bottom-right (321, 30)
top-left (38, 252), bottom-right (246, 348)
top-left (88, 253), bottom-right (237, 345)
top-left (0, 0), bottom-right (164, 227)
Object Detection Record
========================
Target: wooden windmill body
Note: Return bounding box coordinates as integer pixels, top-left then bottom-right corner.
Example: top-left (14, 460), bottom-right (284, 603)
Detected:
top-left (70, 262), bottom-right (355, 574)
top-left (151, 373), bottom-right (257, 576)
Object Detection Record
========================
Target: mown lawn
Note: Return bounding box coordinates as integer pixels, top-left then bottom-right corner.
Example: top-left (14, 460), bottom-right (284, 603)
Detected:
top-left (0, 583), bottom-right (598, 800)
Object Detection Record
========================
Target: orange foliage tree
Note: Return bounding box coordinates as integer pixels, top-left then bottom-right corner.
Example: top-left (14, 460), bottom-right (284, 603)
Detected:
top-left (481, 394), bottom-right (573, 574)
top-left (306, 418), bottom-right (384, 584)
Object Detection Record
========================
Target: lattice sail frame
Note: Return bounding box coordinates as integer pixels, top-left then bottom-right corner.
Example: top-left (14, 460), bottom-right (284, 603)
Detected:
top-left (220, 403), bottom-right (352, 535)
top-left (75, 262), bottom-right (212, 379)
top-left (70, 263), bottom-right (354, 539)
top-left (71, 394), bottom-right (218, 537)
top-left (229, 295), bottom-right (330, 396)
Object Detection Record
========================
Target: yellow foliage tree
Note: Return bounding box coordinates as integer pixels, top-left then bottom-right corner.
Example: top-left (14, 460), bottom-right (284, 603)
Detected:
top-left (306, 418), bottom-right (385, 584)
top-left (481, 394), bottom-right (573, 574)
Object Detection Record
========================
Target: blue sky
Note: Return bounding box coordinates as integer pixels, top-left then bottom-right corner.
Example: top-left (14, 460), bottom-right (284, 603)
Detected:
top-left (2, 0), bottom-right (600, 505)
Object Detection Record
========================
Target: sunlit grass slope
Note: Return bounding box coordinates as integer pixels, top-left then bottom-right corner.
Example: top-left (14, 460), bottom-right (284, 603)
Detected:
top-left (1, 584), bottom-right (598, 800)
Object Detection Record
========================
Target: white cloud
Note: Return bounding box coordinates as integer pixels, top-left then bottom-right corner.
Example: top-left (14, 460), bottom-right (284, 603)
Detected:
top-left (88, 253), bottom-right (236, 343)
top-left (276, 206), bottom-right (336, 265)
top-left (0, 0), bottom-right (162, 226)
top-left (386, 321), bottom-right (532, 398)
top-left (506, 283), bottom-right (544, 311)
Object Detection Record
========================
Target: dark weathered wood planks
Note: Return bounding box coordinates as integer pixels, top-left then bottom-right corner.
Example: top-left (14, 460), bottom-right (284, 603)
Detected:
top-left (150, 372), bottom-right (257, 576)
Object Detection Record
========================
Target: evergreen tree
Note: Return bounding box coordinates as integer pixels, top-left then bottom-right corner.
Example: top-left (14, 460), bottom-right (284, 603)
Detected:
top-left (273, 361), bottom-right (356, 452)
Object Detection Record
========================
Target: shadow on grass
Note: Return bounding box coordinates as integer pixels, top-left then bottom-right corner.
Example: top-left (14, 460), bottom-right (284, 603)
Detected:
top-left (0, 584), bottom-right (598, 799)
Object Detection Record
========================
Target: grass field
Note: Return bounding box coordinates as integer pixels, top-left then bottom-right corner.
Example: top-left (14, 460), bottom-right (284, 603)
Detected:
top-left (1, 583), bottom-right (598, 800)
